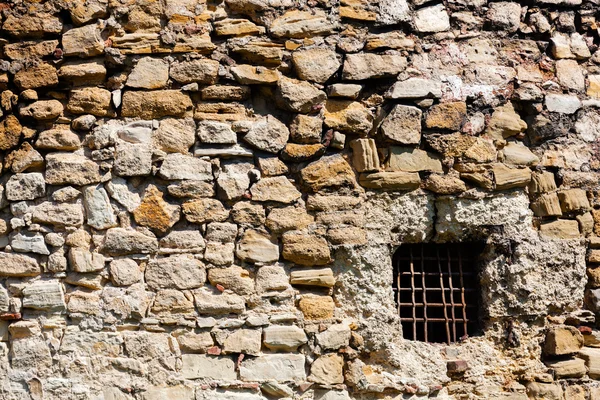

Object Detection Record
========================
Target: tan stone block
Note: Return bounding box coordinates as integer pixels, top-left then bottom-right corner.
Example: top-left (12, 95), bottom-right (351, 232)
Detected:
top-left (387, 147), bottom-right (443, 173)
top-left (588, 267), bottom-right (600, 288)
top-left (324, 99), bottom-right (374, 134)
top-left (558, 189), bottom-right (590, 213)
top-left (423, 174), bottom-right (466, 194)
top-left (544, 358), bottom-right (586, 378)
top-left (134, 185), bottom-right (181, 235)
top-left (589, 249), bottom-right (600, 263)
top-left (529, 171), bottom-right (557, 194)
top-left (327, 227), bottom-right (367, 245)
top-left (544, 326), bottom-right (583, 356)
top-left (299, 295), bottom-right (335, 320)
top-left (588, 75), bottom-right (600, 98)
top-left (577, 212), bottom-right (594, 236)
top-left (350, 138), bottom-right (380, 172)
top-left (359, 171), bottom-right (421, 191)
top-left (208, 266), bottom-right (255, 295)
top-left (182, 199), bottom-right (229, 224)
top-left (282, 233), bottom-right (331, 266)
top-left (214, 18), bottom-right (265, 37)
top-left (425, 102), bottom-right (467, 130)
top-left (121, 90), bottom-right (192, 119)
top-left (492, 164), bottom-right (531, 190)
top-left (530, 193), bottom-right (562, 217)
top-left (266, 207), bottom-right (314, 233)
top-left (539, 219), bottom-right (580, 239)
top-left (300, 155), bottom-right (357, 192)
top-left (230, 65), bottom-right (279, 85)
top-left (309, 354), bottom-right (344, 384)
top-left (290, 269), bottom-right (335, 288)
top-left (13, 63), bottom-right (58, 90)
top-left (578, 347), bottom-right (600, 379)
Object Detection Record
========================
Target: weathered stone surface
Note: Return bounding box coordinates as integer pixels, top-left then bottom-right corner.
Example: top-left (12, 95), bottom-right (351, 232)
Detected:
top-left (109, 259), bottom-right (141, 286)
top-left (197, 121), bottom-right (237, 144)
top-left (126, 57), bottom-right (169, 89)
top-left (6, 173), bottom-right (45, 201)
top-left (413, 4), bottom-right (450, 33)
top-left (276, 77), bottom-right (327, 113)
top-left (32, 202), bottom-right (84, 227)
top-left (309, 354), bottom-right (344, 384)
top-left (243, 116), bottom-right (290, 153)
top-left (299, 295), bottom-right (335, 320)
top-left (486, 2), bottom-right (521, 33)
top-left (58, 60), bottom-right (107, 86)
top-left (425, 102), bottom-right (467, 130)
top-left (121, 91), bottom-right (192, 119)
top-left (0, 253), bottom-right (40, 277)
top-left (14, 63), bottom-right (58, 90)
top-left (300, 155), bottom-right (357, 191)
top-left (539, 219), bottom-right (580, 239)
top-left (380, 105), bottom-right (422, 144)
top-left (221, 329), bottom-right (262, 355)
top-left (139, 386), bottom-right (194, 400)
top-left (492, 164), bottom-right (531, 190)
top-left (266, 207), bottom-right (314, 233)
top-left (502, 142), bottom-right (539, 166)
top-left (83, 184), bottom-right (118, 230)
top-left (36, 128), bottom-right (81, 151)
top-left (69, 248), bottom-right (105, 273)
top-left (261, 326), bottom-right (309, 355)
top-left (282, 233), bottom-right (331, 266)
top-left (558, 189), bottom-right (590, 213)
top-left (388, 147), bottom-right (443, 173)
top-left (291, 269), bottom-right (335, 287)
top-left (545, 358), bottom-right (586, 378)
top-left (240, 354), bottom-right (306, 381)
top-left (194, 288), bottom-right (245, 314)
top-left (11, 233), bottom-right (49, 255)
top-left (208, 266), bottom-right (255, 295)
top-left (19, 100), bottom-right (64, 120)
top-left (485, 103), bottom-right (527, 139)
top-left (577, 347), bottom-right (600, 379)
top-left (342, 54), bottom-right (406, 80)
top-left (146, 255), bottom-right (206, 290)
top-left (171, 59), bottom-right (220, 84)
top-left (159, 153), bottom-right (213, 181)
top-left (236, 229), bottom-right (279, 264)
top-left (23, 281), bottom-right (65, 312)
top-left (153, 118), bottom-right (196, 153)
top-left (359, 171), bottom-right (420, 191)
top-left (293, 48), bottom-right (340, 83)
top-left (133, 185), bottom-right (181, 234)
top-left (231, 65), bottom-right (279, 85)
top-left (181, 355), bottom-right (237, 380)
top-left (323, 100), bottom-right (373, 135)
top-left (250, 176), bottom-right (301, 203)
top-left (386, 78), bottom-right (442, 99)
top-left (62, 24), bottom-right (104, 57)
top-left (67, 87), bottom-right (114, 117)
top-left (183, 198), bottom-right (229, 224)
top-left (102, 228), bottom-right (158, 255)
top-left (270, 10), bottom-right (333, 38)
top-left (350, 139), bottom-right (379, 172)
top-left (45, 153), bottom-right (101, 186)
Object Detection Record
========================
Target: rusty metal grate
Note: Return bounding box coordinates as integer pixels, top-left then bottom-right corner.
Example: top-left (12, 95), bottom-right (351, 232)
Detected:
top-left (393, 243), bottom-right (482, 344)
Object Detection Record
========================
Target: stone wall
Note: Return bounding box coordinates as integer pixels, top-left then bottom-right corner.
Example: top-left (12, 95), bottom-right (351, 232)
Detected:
top-left (1, 0), bottom-right (600, 398)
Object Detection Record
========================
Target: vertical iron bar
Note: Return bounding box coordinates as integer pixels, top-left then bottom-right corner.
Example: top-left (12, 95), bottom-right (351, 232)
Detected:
top-left (446, 246), bottom-right (457, 343)
top-left (437, 247), bottom-right (451, 345)
top-left (420, 245), bottom-right (427, 342)
top-left (409, 246), bottom-right (416, 340)
top-left (458, 248), bottom-right (468, 337)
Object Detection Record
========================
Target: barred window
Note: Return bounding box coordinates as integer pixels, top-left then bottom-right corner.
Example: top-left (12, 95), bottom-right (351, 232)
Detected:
top-left (393, 243), bottom-right (482, 344)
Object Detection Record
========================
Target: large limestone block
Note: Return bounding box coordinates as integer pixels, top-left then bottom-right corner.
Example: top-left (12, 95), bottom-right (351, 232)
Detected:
top-left (282, 233), bottom-right (331, 266)
top-left (126, 57), bottom-right (169, 89)
top-left (309, 354), bottom-right (344, 384)
top-left (240, 354), bottom-right (306, 381)
top-left (263, 325), bottom-right (308, 351)
top-left (577, 347), bottom-right (600, 379)
top-left (293, 48), bottom-right (340, 83)
top-left (250, 176), bottom-right (301, 203)
top-left (67, 87), bottom-right (114, 117)
top-left (300, 155), bottom-right (357, 191)
top-left (243, 115), bottom-right (290, 153)
top-left (266, 207), bottom-right (314, 233)
top-left (290, 269), bottom-right (335, 287)
top-left (0, 253), bottom-right (40, 277)
top-left (350, 139), bottom-right (379, 172)
top-left (539, 219), bottom-right (580, 239)
top-left (146, 255), bottom-right (206, 290)
top-left (359, 171), bottom-right (421, 191)
top-left (83, 184), bottom-right (118, 230)
top-left (299, 295), bottom-right (335, 320)
top-left (276, 76), bottom-right (327, 113)
top-left (270, 10), bottom-right (333, 39)
top-left (102, 228), bottom-right (158, 256)
top-left (6, 173), bottom-right (45, 201)
top-left (183, 198), bottom-right (229, 224)
top-left (316, 324), bottom-right (351, 350)
top-left (323, 100), bottom-right (373, 135)
top-left (181, 354), bottom-right (237, 380)
top-left (121, 90), bottom-right (192, 119)
top-left (69, 248), bottom-right (105, 273)
top-left (380, 105), bottom-right (422, 144)
top-left (45, 153), bottom-right (101, 186)
top-left (544, 358), bottom-right (586, 378)
top-left (387, 147), bottom-right (443, 173)
top-left (133, 185), bottom-right (181, 234)
top-left (221, 329), bottom-right (262, 355)
top-left (236, 230), bottom-right (279, 264)
top-left (544, 326), bottom-right (583, 356)
top-left (32, 202), bottom-right (84, 227)
top-left (194, 288), bottom-right (245, 314)
top-left (35, 128), bottom-right (81, 151)
top-left (22, 281), bottom-right (65, 312)
top-left (139, 386), bottom-right (194, 400)
top-left (208, 266), bottom-right (255, 295)
top-left (342, 53), bottom-right (406, 80)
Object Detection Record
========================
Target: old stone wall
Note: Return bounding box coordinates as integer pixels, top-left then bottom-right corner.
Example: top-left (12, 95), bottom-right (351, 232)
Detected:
top-left (1, 0), bottom-right (600, 398)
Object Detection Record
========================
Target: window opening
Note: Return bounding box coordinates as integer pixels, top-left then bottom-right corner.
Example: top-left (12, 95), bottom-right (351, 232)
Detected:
top-left (393, 243), bottom-right (482, 344)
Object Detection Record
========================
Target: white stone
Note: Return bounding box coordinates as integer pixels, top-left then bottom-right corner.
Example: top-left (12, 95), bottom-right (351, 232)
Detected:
top-left (197, 121), bottom-right (237, 144)
top-left (413, 5), bottom-right (450, 33)
top-left (386, 78), bottom-right (443, 99)
top-left (6, 173), bottom-right (45, 201)
top-left (545, 94), bottom-right (581, 114)
top-left (11, 233), bottom-right (49, 255)
top-left (240, 354), bottom-right (306, 382)
top-left (83, 184), bottom-right (118, 230)
top-left (158, 153), bottom-right (213, 181)
top-left (181, 354), bottom-right (237, 380)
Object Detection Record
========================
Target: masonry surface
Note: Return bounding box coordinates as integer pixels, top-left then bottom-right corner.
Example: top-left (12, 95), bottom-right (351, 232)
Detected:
top-left (1, 0), bottom-right (600, 399)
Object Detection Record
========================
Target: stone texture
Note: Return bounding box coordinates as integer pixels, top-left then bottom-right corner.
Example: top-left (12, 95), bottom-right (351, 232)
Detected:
top-left (240, 354), bottom-right (306, 381)
top-left (236, 230), bottom-right (279, 263)
top-left (121, 91), bottom-right (192, 119)
top-left (263, 326), bottom-right (308, 351)
top-left (283, 233), bottom-right (331, 266)
top-left (146, 255), bottom-right (206, 290)
top-left (380, 105), bottom-right (422, 144)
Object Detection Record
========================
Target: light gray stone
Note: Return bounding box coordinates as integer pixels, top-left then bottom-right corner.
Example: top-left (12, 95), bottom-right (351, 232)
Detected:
top-left (236, 229), bottom-right (279, 263)
top-left (413, 4), bottom-right (450, 33)
top-left (181, 354), bottom-right (237, 379)
top-left (68, 248), bottom-right (105, 273)
top-left (197, 121), bottom-right (237, 144)
top-left (243, 116), bottom-right (290, 154)
top-left (240, 354), bottom-right (306, 382)
top-left (32, 202), bottom-right (84, 227)
top-left (11, 233), bottom-right (50, 255)
top-left (158, 153), bottom-right (213, 181)
top-left (83, 184), bottom-right (118, 230)
top-left (6, 173), bottom-right (45, 201)
top-left (263, 325), bottom-right (308, 351)
top-left (22, 281), bottom-right (65, 312)
top-left (385, 78), bottom-right (442, 99)
top-left (126, 57), bottom-right (169, 89)
top-left (146, 255), bottom-right (206, 290)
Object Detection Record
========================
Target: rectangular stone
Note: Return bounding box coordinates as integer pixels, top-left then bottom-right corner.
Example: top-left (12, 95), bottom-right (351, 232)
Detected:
top-left (181, 354), bottom-right (236, 380)
top-left (387, 147), bottom-right (443, 173)
top-left (22, 281), bottom-right (65, 312)
top-left (0, 253), bottom-right (40, 277)
top-left (239, 354), bottom-right (306, 382)
top-left (290, 269), bottom-right (335, 287)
